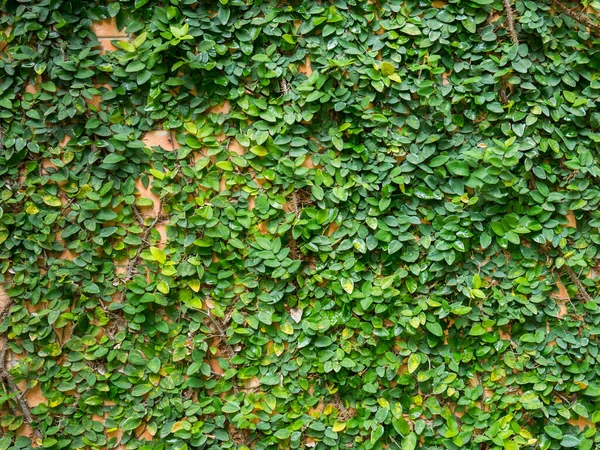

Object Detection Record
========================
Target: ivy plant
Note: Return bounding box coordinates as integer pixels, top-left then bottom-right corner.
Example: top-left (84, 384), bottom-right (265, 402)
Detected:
top-left (2, 0), bottom-right (600, 449)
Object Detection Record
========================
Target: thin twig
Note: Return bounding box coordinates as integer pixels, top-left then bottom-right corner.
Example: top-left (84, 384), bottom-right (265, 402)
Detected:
top-left (0, 336), bottom-right (42, 440)
top-left (0, 335), bottom-right (9, 370)
top-left (279, 78), bottom-right (289, 96)
top-left (59, 322), bottom-right (75, 349)
top-left (242, 83), bottom-right (267, 97)
top-left (120, 201), bottom-right (164, 301)
top-left (132, 204), bottom-right (145, 226)
top-left (503, 0), bottom-right (519, 44)
top-left (548, 0), bottom-right (600, 36)
top-left (168, 130), bottom-right (176, 150)
top-left (199, 310), bottom-right (235, 358)
top-left (124, 202), bottom-right (163, 279)
top-left (0, 300), bottom-right (13, 323)
top-left (564, 266), bottom-right (594, 302)
top-left (389, 436), bottom-right (401, 449)
top-left (198, 309), bottom-right (239, 394)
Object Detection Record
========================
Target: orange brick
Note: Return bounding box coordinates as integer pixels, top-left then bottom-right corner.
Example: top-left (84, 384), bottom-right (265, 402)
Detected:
top-left (258, 221), bottom-right (268, 234)
top-left (568, 416), bottom-right (594, 431)
top-left (442, 72), bottom-right (450, 85)
top-left (229, 139), bottom-right (244, 155)
top-left (298, 55), bottom-right (312, 76)
top-left (96, 38), bottom-right (119, 54)
top-left (210, 100), bottom-right (231, 115)
top-left (92, 17), bottom-right (128, 38)
top-left (565, 210), bottom-right (577, 228)
top-left (0, 27), bottom-right (11, 53)
top-left (155, 223), bottom-right (168, 249)
top-left (135, 177), bottom-right (161, 216)
top-left (142, 130), bottom-right (177, 151)
top-left (24, 84), bottom-right (38, 94)
top-left (0, 285), bottom-right (11, 316)
top-left (42, 158), bottom-right (59, 171)
top-left (114, 258), bottom-right (129, 276)
top-left (86, 83), bottom-right (112, 109)
top-left (23, 384), bottom-right (46, 408)
top-left (301, 155), bottom-right (316, 168)
top-left (24, 76), bottom-right (42, 95)
top-left (326, 223), bottom-right (339, 236)
top-left (60, 135), bottom-right (71, 147)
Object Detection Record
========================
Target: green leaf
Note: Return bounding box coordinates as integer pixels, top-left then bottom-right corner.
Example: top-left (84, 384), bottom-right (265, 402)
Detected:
top-left (150, 247), bottom-right (166, 264)
top-left (148, 357), bottom-right (161, 374)
top-left (261, 373), bottom-right (281, 386)
top-left (157, 281), bottom-right (169, 294)
top-left (341, 277), bottom-right (354, 294)
top-left (222, 401), bottom-right (240, 413)
top-left (370, 424), bottom-right (384, 443)
top-left (108, 2), bottom-right (120, 17)
top-left (218, 8), bottom-right (230, 25)
top-left (559, 435), bottom-right (581, 448)
top-left (103, 153), bottom-right (126, 165)
top-left (400, 23), bottom-right (421, 35)
top-left (402, 432), bottom-right (417, 450)
top-left (250, 145), bottom-right (268, 156)
top-left (281, 322), bottom-right (294, 335)
top-left (407, 354), bottom-right (420, 374)
top-left (380, 62), bottom-right (395, 76)
top-left (274, 428), bottom-right (291, 439)
top-left (544, 425), bottom-right (563, 439)
top-left (426, 322), bottom-right (443, 337)
top-left (469, 324), bottom-right (486, 336)
top-left (43, 195), bottom-right (62, 207)
top-left (126, 61), bottom-right (145, 72)
top-left (480, 232), bottom-right (492, 249)
top-left (131, 384), bottom-right (152, 397)
top-left (122, 417), bottom-right (142, 432)
top-left (446, 161), bottom-right (470, 177)
top-left (42, 438), bottom-right (58, 448)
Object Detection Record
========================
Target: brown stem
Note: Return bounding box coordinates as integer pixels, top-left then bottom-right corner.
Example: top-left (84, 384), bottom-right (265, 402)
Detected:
top-left (120, 201), bottom-right (165, 302)
top-left (548, 0), bottom-right (600, 36)
top-left (199, 309), bottom-right (239, 394)
top-left (132, 204), bottom-right (145, 226)
top-left (280, 78), bottom-right (289, 95)
top-left (564, 266), bottom-right (594, 302)
top-left (0, 301), bottom-right (13, 325)
top-left (201, 309), bottom-right (235, 358)
top-left (0, 336), bottom-right (42, 440)
top-left (503, 0), bottom-right (520, 44)
top-left (0, 335), bottom-right (9, 370)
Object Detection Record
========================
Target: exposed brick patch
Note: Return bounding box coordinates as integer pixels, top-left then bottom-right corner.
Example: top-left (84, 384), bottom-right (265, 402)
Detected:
top-left (299, 55), bottom-right (312, 75)
top-left (142, 130), bottom-right (177, 151)
top-left (96, 38), bottom-right (119, 54)
top-left (210, 101), bottom-right (231, 115)
top-left (91, 17), bottom-right (128, 38)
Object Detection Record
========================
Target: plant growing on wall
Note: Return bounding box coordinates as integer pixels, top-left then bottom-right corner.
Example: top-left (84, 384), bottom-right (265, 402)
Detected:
top-left (2, 0), bottom-right (600, 449)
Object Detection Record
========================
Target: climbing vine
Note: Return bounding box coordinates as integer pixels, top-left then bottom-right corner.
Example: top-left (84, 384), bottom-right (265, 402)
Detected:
top-left (2, 0), bottom-right (600, 449)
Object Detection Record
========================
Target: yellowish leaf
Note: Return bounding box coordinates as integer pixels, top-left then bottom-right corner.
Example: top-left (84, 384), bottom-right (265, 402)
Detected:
top-left (333, 422), bottom-right (346, 432)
